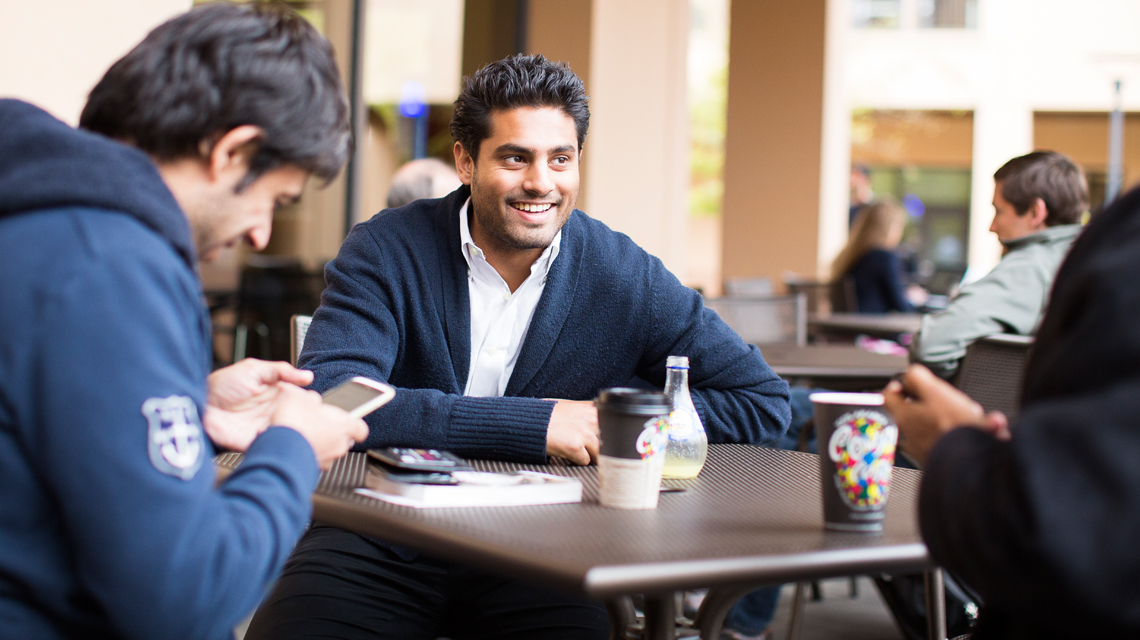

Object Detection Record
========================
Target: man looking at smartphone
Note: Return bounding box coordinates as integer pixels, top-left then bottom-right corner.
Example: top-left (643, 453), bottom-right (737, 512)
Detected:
top-left (247, 54), bottom-right (789, 639)
top-left (0, 5), bottom-right (368, 639)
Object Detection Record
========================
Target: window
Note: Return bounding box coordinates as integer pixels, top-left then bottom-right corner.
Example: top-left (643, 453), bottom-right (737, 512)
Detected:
top-left (853, 0), bottom-right (901, 29)
top-left (917, 0), bottom-right (978, 29)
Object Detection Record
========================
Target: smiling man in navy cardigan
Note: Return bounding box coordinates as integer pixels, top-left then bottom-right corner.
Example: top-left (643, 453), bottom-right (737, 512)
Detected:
top-left (247, 54), bottom-right (791, 640)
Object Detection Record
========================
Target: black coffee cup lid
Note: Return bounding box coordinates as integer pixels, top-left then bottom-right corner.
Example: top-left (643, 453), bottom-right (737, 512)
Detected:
top-left (596, 388), bottom-right (669, 409)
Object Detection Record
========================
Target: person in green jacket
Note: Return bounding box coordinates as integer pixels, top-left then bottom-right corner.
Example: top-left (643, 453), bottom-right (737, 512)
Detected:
top-left (911, 151), bottom-right (1088, 380)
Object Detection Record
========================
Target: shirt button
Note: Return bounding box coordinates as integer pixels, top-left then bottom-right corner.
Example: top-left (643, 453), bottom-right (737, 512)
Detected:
top-left (488, 348), bottom-right (498, 356)
top-left (502, 293), bottom-right (511, 301)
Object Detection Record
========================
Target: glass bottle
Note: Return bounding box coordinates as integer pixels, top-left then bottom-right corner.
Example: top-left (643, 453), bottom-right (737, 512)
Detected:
top-left (662, 355), bottom-right (708, 478)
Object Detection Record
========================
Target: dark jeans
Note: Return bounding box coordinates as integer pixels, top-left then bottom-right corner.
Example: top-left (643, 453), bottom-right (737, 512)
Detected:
top-left (246, 524), bottom-right (610, 640)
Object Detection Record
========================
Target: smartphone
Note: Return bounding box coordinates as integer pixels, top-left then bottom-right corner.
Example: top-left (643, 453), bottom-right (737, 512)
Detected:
top-left (367, 447), bottom-right (470, 472)
top-left (321, 377), bottom-right (396, 418)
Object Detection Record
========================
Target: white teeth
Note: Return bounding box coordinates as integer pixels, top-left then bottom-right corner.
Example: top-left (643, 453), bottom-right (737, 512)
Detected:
top-left (515, 203), bottom-right (553, 213)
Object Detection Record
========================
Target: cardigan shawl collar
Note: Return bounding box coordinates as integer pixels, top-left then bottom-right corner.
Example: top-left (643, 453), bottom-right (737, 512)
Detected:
top-left (429, 184), bottom-right (585, 396)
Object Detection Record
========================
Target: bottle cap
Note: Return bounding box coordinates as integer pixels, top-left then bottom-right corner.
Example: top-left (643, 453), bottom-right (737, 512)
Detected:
top-left (666, 355), bottom-right (689, 368)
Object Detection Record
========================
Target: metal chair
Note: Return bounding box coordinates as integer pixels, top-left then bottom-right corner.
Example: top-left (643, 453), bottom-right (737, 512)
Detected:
top-left (704, 294), bottom-right (808, 346)
top-left (829, 276), bottom-right (858, 314)
top-left (953, 334), bottom-right (1034, 422)
top-left (233, 257), bottom-right (325, 362)
top-left (290, 314), bottom-right (312, 368)
top-left (783, 276), bottom-right (857, 315)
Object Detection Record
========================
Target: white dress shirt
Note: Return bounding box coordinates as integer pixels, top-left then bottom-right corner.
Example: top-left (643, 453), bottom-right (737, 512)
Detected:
top-left (459, 198), bottom-right (561, 397)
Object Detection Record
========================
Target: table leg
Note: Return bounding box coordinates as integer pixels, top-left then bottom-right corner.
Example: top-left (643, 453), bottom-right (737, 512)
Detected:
top-left (785, 582), bottom-right (807, 640)
top-left (692, 586), bottom-right (756, 640)
top-left (924, 569), bottom-right (947, 640)
top-left (605, 596), bottom-right (637, 640)
top-left (643, 593), bottom-right (677, 640)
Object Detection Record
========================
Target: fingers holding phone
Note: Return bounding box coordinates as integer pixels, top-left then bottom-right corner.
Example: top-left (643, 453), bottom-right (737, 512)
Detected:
top-left (273, 384), bottom-right (369, 470)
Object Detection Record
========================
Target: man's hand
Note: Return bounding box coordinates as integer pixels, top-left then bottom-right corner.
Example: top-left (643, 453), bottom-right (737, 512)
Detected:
top-left (883, 364), bottom-right (1007, 465)
top-left (204, 359), bottom-right (315, 452)
top-left (272, 384), bottom-right (369, 470)
top-left (546, 399), bottom-right (599, 466)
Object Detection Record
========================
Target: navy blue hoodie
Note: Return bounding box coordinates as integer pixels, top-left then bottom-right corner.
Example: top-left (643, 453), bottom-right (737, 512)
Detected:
top-left (0, 99), bottom-right (319, 640)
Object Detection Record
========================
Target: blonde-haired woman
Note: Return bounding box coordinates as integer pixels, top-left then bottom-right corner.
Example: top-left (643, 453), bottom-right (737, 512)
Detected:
top-left (831, 197), bottom-right (914, 313)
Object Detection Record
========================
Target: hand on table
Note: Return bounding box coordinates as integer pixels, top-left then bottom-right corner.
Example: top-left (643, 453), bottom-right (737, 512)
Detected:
top-left (545, 399), bottom-right (599, 466)
top-left (271, 384), bottom-right (369, 470)
top-left (883, 364), bottom-right (1010, 466)
top-left (204, 359), bottom-right (315, 451)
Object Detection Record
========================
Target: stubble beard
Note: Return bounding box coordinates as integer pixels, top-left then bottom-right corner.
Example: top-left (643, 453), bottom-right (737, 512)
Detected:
top-left (470, 187), bottom-right (572, 253)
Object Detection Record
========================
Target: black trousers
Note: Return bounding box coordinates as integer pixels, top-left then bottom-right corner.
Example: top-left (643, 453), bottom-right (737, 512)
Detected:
top-left (245, 524), bottom-right (610, 640)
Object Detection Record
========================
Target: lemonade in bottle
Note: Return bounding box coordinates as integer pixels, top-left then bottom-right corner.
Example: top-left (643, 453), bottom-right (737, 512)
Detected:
top-left (662, 355), bottom-right (708, 478)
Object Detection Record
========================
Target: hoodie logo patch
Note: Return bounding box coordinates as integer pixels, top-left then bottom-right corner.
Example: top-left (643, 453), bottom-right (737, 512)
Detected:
top-left (142, 396), bottom-right (204, 481)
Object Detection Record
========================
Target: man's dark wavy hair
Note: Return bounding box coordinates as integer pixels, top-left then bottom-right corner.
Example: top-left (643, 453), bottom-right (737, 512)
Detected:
top-left (450, 54), bottom-right (589, 160)
top-left (994, 151), bottom-right (1089, 226)
top-left (80, 2), bottom-right (350, 191)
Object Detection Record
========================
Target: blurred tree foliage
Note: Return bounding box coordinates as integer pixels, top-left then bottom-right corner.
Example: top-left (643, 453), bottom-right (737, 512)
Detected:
top-left (689, 66), bottom-right (726, 218)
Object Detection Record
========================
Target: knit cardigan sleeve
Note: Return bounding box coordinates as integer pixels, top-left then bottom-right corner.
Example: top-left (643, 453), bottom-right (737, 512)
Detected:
top-left (300, 213), bottom-right (553, 463)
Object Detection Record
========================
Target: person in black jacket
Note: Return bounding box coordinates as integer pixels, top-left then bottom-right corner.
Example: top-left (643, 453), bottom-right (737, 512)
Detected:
top-left (884, 183), bottom-right (1140, 638)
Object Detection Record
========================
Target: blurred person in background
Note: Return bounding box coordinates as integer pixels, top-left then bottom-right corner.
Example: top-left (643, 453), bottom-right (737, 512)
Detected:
top-left (849, 163), bottom-right (875, 227)
top-left (832, 197), bottom-right (915, 314)
top-left (386, 157), bottom-right (463, 208)
top-left (910, 151), bottom-right (1086, 380)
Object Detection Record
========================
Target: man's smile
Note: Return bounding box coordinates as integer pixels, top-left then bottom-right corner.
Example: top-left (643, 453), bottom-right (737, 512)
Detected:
top-left (509, 201), bottom-right (559, 223)
top-left (511, 202), bottom-right (555, 213)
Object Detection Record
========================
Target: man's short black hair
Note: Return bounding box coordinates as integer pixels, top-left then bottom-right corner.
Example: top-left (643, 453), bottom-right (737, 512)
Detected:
top-left (80, 2), bottom-right (350, 191)
top-left (994, 151), bottom-right (1089, 226)
top-left (450, 54), bottom-right (589, 161)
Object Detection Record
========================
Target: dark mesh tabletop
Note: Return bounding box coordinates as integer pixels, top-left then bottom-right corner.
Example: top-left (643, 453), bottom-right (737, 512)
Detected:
top-left (216, 444), bottom-right (930, 597)
top-left (761, 344), bottom-right (908, 379)
top-left (808, 313), bottom-right (923, 338)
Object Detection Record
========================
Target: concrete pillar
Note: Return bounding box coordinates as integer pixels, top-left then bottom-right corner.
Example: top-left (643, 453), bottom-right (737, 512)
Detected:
top-left (526, 0), bottom-right (594, 211)
top-left (461, 0), bottom-right (690, 278)
top-left (583, 0), bottom-right (690, 279)
top-left (722, 0), bottom-right (842, 286)
top-left (963, 0), bottom-right (1034, 279)
top-left (967, 101), bottom-right (1033, 278)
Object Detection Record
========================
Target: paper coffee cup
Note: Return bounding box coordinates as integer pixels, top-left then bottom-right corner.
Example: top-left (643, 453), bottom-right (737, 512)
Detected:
top-left (810, 392), bottom-right (898, 533)
top-left (595, 388), bottom-right (671, 510)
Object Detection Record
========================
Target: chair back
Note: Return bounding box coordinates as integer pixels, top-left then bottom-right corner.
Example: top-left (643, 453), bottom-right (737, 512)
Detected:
top-left (290, 314), bottom-right (312, 367)
top-left (234, 257), bottom-right (325, 361)
top-left (953, 334), bottom-right (1034, 421)
top-left (703, 294), bottom-right (807, 346)
top-left (784, 276), bottom-right (831, 314)
top-left (829, 275), bottom-right (858, 313)
top-left (784, 275), bottom-right (857, 314)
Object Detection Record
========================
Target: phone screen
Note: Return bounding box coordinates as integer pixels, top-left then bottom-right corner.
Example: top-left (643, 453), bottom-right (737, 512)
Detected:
top-left (321, 378), bottom-right (394, 417)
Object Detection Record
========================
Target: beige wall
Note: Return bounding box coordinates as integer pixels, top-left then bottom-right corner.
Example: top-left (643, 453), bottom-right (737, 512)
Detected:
top-left (722, 0), bottom-right (828, 285)
top-left (526, 0), bottom-right (593, 212)
top-left (0, 0), bottom-right (189, 124)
